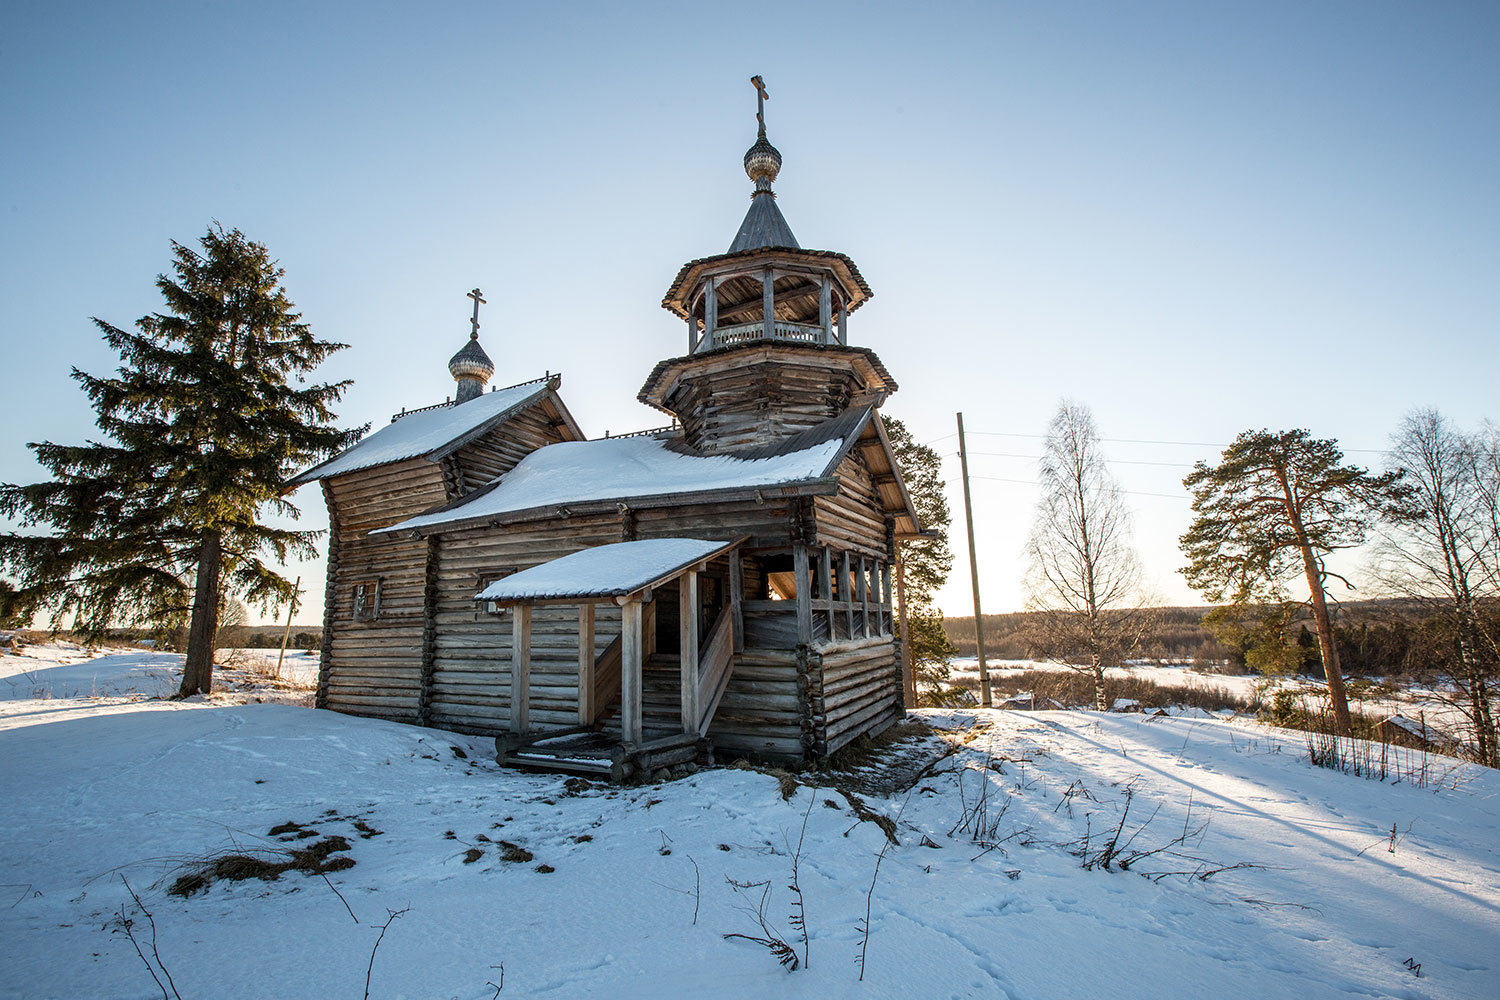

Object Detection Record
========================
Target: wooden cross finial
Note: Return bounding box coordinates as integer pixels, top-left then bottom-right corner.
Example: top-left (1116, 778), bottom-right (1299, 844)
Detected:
top-left (751, 75), bottom-right (768, 132)
top-left (467, 287), bottom-right (486, 339)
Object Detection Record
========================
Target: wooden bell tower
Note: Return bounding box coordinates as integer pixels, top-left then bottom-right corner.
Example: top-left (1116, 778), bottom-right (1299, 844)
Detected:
top-left (639, 76), bottom-right (897, 455)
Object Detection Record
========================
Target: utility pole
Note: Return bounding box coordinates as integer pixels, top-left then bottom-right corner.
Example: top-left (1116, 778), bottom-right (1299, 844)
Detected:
top-left (956, 413), bottom-right (992, 706)
top-left (275, 576), bottom-right (301, 680)
top-left (897, 553), bottom-right (915, 708)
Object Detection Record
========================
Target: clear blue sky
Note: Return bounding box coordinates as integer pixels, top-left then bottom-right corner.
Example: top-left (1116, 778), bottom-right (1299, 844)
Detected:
top-left (3, 1), bottom-right (1497, 624)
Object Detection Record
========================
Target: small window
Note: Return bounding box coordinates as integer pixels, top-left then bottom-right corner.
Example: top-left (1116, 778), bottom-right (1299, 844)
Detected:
top-left (352, 579), bottom-right (381, 622)
top-left (476, 569), bottom-right (518, 616)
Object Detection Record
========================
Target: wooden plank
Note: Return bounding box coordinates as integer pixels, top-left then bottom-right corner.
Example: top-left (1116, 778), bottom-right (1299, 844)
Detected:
top-left (729, 548), bottom-right (744, 654)
top-left (511, 605), bottom-right (531, 734)
top-left (696, 605), bottom-right (735, 733)
top-left (621, 599), bottom-right (643, 747)
top-left (577, 603), bottom-right (595, 726)
top-left (793, 545), bottom-right (812, 645)
top-left (679, 572), bottom-right (699, 735)
top-left (592, 634), bottom-right (623, 724)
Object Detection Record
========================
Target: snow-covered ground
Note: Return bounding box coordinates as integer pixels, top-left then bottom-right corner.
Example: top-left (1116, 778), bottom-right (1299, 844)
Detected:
top-left (2, 644), bottom-right (1498, 999)
top-left (949, 656), bottom-right (1473, 730)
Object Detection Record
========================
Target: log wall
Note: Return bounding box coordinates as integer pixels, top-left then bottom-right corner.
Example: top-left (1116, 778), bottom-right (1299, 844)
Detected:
top-left (320, 459), bottom-right (449, 722)
top-left (664, 355), bottom-right (866, 455)
top-left (807, 636), bottom-right (904, 757)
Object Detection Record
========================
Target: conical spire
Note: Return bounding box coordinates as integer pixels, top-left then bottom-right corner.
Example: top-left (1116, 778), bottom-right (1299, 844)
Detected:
top-left (728, 75), bottom-right (799, 253)
top-left (449, 288), bottom-right (495, 403)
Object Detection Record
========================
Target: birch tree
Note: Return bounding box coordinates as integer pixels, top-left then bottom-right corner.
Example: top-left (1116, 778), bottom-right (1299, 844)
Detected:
top-left (1024, 402), bottom-right (1153, 711)
top-left (1375, 410), bottom-right (1498, 764)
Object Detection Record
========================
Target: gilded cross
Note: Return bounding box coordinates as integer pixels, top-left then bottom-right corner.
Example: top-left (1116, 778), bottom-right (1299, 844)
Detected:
top-left (751, 75), bottom-right (768, 132)
top-left (467, 287), bottom-right (486, 338)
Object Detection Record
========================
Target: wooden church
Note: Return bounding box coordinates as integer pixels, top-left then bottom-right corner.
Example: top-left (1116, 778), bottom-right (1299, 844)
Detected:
top-left (290, 80), bottom-right (925, 778)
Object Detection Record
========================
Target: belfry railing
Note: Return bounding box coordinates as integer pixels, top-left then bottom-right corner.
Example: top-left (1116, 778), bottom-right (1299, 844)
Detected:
top-left (696, 320), bottom-right (827, 353)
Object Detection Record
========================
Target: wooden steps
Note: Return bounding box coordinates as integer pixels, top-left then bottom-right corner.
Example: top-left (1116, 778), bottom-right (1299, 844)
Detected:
top-left (496, 728), bottom-right (713, 782)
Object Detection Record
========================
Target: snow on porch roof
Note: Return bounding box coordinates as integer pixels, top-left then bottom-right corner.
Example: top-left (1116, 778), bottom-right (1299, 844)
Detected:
top-left (475, 537), bottom-right (741, 605)
top-left (287, 378), bottom-right (554, 486)
top-left (382, 431), bottom-right (848, 534)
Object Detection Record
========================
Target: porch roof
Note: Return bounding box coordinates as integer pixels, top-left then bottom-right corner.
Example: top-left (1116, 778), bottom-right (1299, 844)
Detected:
top-left (475, 537), bottom-right (743, 606)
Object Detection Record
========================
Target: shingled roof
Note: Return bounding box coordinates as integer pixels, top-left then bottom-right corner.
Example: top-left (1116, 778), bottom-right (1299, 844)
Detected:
top-left (728, 193), bottom-right (799, 254)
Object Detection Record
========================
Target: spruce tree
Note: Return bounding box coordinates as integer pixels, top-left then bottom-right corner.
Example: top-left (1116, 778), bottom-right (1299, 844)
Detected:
top-left (0, 225), bottom-right (360, 695)
top-left (1181, 429), bottom-right (1410, 735)
top-left (883, 416), bottom-right (958, 705)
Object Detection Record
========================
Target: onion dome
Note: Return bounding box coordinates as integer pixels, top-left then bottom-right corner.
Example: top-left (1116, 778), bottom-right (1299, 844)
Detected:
top-left (743, 131), bottom-right (782, 193)
top-left (448, 335), bottom-right (494, 384)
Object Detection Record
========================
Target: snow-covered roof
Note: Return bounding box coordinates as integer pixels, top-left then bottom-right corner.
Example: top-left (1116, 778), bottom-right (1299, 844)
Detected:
top-left (1382, 714), bottom-right (1458, 747)
top-left (382, 432), bottom-right (846, 534)
top-left (287, 380), bottom-right (553, 486)
top-left (475, 538), bottom-right (739, 604)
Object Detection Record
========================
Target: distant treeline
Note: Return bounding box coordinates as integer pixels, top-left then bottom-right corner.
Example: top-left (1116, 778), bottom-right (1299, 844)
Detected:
top-left (12, 626), bottom-right (323, 651)
top-left (944, 600), bottom-right (1475, 682)
top-left (945, 608), bottom-right (1229, 664)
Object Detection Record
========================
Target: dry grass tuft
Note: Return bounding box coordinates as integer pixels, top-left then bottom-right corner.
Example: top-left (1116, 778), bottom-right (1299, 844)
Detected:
top-left (499, 841), bottom-right (533, 864)
top-left (168, 836), bottom-right (354, 898)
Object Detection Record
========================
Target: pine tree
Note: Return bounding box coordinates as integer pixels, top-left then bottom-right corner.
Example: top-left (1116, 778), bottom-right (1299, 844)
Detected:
top-left (0, 225), bottom-right (360, 695)
top-left (883, 416), bottom-right (958, 705)
top-left (1181, 429), bottom-right (1410, 735)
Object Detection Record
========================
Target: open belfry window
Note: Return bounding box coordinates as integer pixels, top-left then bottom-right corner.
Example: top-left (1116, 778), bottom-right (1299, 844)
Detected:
top-left (761, 552), bottom-right (796, 600)
top-left (476, 569), bottom-right (518, 616)
top-left (352, 579), bottom-right (381, 622)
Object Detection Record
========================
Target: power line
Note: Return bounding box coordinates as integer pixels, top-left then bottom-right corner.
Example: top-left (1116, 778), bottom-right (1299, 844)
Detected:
top-left (968, 475), bottom-right (1189, 501)
top-left (924, 428), bottom-right (1387, 455)
top-left (964, 450), bottom-right (1194, 468)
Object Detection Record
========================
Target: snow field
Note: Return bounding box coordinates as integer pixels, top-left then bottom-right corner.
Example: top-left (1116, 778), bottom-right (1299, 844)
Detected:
top-left (0, 648), bottom-right (1497, 998)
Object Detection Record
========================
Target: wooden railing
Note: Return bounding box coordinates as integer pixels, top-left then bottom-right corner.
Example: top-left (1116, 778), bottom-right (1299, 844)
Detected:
top-left (588, 635), bottom-right (623, 725)
top-left (699, 320), bottom-right (827, 352)
top-left (695, 605), bottom-right (735, 734)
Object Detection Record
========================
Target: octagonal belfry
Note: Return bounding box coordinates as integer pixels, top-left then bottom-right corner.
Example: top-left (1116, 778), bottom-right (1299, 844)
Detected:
top-left (642, 78), bottom-right (896, 456)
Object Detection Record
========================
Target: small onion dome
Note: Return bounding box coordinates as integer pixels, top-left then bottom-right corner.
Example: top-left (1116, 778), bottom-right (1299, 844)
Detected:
top-left (448, 336), bottom-right (494, 384)
top-left (743, 132), bottom-right (782, 192)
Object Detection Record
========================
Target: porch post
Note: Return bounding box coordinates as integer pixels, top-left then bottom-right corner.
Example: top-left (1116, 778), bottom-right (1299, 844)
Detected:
top-left (621, 599), bottom-right (644, 746)
top-left (878, 560), bottom-right (892, 635)
top-left (705, 278), bottom-right (718, 347)
top-left (577, 603), bottom-right (595, 725)
top-left (858, 556), bottom-right (870, 638)
top-left (729, 548), bottom-right (744, 654)
top-left (840, 550), bottom-right (854, 639)
top-left (762, 267), bottom-right (775, 341)
top-left (819, 274), bottom-right (832, 344)
top-left (793, 544), bottom-right (812, 645)
top-left (819, 546), bottom-right (834, 640)
top-left (679, 572), bottom-right (700, 736)
top-left (510, 605), bottom-right (531, 734)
